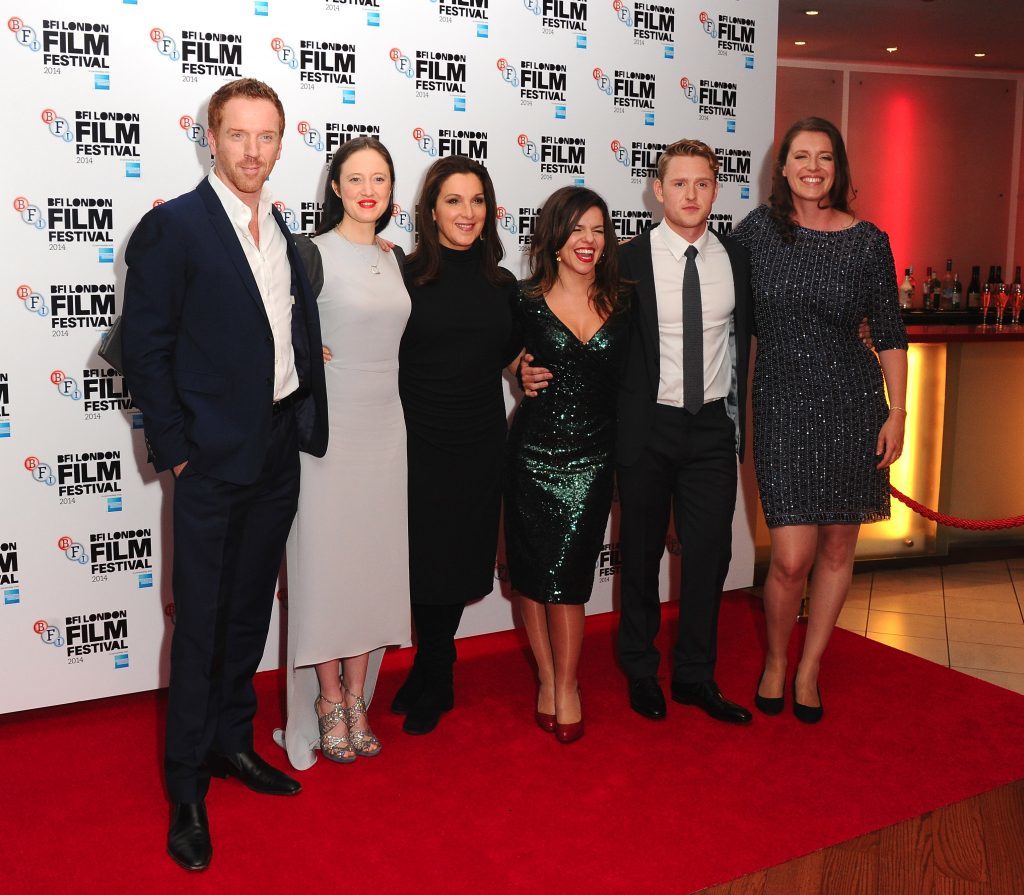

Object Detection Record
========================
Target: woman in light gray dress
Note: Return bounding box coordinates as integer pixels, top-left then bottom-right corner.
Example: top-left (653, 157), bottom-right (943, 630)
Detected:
top-left (279, 137), bottom-right (411, 769)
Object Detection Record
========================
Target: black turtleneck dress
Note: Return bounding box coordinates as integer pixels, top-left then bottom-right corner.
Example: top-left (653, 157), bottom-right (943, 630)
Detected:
top-left (398, 243), bottom-right (519, 605)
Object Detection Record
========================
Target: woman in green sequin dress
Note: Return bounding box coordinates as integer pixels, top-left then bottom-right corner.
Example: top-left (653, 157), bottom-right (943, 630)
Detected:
top-left (504, 187), bottom-right (629, 741)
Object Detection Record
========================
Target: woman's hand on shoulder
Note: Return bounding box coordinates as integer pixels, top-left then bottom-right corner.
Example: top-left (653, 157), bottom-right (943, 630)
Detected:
top-left (322, 345), bottom-right (333, 365)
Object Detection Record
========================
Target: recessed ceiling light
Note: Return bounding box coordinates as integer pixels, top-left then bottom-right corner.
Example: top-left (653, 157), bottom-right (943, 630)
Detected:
top-left (885, 47), bottom-right (898, 53)
top-left (794, 40), bottom-right (807, 46)
top-left (805, 9), bottom-right (820, 14)
top-left (974, 52), bottom-right (986, 58)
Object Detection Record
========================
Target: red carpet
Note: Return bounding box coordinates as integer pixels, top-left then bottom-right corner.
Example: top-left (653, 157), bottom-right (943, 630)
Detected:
top-left (3, 591), bottom-right (1023, 894)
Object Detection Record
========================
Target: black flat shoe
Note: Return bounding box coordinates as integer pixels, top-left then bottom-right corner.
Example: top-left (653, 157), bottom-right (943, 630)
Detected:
top-left (792, 681), bottom-right (824, 724)
top-left (167, 801), bottom-right (211, 871)
top-left (628, 676), bottom-right (667, 720)
top-left (754, 670), bottom-right (785, 716)
top-left (402, 685), bottom-right (454, 735)
top-left (206, 750), bottom-right (301, 795)
top-left (671, 679), bottom-right (752, 724)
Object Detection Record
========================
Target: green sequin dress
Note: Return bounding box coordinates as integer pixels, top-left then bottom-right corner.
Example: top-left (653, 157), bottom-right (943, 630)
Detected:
top-left (504, 290), bottom-right (629, 604)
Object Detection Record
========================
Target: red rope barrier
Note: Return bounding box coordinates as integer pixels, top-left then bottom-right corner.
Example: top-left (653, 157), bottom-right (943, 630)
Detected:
top-left (889, 485), bottom-right (1024, 531)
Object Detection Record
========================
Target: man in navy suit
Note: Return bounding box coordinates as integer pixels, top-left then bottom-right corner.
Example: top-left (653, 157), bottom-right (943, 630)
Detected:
top-left (521, 140), bottom-right (752, 726)
top-left (122, 78), bottom-right (327, 872)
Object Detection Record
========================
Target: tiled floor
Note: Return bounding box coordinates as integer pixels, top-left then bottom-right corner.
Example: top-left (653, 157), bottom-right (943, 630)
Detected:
top-left (834, 558), bottom-right (1024, 694)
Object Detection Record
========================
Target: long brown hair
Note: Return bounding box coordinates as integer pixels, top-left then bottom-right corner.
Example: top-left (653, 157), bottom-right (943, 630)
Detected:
top-left (768, 116), bottom-right (855, 242)
top-left (405, 155), bottom-right (514, 288)
top-left (314, 136), bottom-right (396, 236)
top-left (523, 186), bottom-right (627, 318)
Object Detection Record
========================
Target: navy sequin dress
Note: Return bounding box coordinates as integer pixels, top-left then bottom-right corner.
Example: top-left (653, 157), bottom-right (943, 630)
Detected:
top-left (733, 205), bottom-right (908, 528)
top-left (504, 290), bottom-right (629, 604)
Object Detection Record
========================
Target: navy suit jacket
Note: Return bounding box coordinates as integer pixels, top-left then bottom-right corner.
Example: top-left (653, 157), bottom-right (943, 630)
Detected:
top-left (616, 225), bottom-right (753, 466)
top-left (122, 177), bottom-right (328, 485)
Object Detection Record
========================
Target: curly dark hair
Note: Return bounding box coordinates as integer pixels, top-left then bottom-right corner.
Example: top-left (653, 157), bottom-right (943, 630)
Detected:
top-left (768, 116), bottom-right (855, 242)
top-left (523, 186), bottom-right (628, 319)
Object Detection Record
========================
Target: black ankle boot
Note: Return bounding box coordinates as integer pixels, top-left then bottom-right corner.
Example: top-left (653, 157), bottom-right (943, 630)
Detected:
top-left (391, 663), bottom-right (425, 715)
top-left (402, 678), bottom-right (454, 735)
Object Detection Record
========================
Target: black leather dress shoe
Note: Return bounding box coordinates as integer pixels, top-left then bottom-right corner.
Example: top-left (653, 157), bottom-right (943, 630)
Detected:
top-left (167, 801), bottom-right (211, 871)
top-left (671, 680), bottom-right (753, 724)
top-left (629, 676), bottom-right (667, 720)
top-left (391, 665), bottom-right (425, 715)
top-left (206, 750), bottom-right (301, 796)
top-left (402, 685), bottom-right (454, 735)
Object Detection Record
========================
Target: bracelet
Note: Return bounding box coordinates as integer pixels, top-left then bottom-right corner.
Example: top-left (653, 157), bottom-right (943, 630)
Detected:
top-left (889, 406), bottom-right (907, 414)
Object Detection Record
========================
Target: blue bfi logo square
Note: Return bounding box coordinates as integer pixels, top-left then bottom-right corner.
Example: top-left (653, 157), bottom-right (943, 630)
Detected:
top-left (138, 572), bottom-right (153, 589)
top-left (664, 45), bottom-right (675, 60)
top-left (726, 120), bottom-right (736, 134)
top-left (573, 178), bottom-right (585, 186)
top-left (477, 24), bottom-right (488, 38)
top-left (745, 56), bottom-right (754, 70)
top-left (107, 496), bottom-right (123, 512)
top-left (94, 73), bottom-right (110, 90)
top-left (125, 161), bottom-right (141, 178)
top-left (114, 653), bottom-right (129, 669)
top-left (98, 247), bottom-right (114, 264)
top-left (367, 11), bottom-right (380, 26)
top-left (555, 105), bottom-right (566, 120)
top-left (576, 35), bottom-right (587, 49)
top-left (0, 421), bottom-right (10, 438)
top-left (123, 0), bottom-right (138, 5)
top-left (454, 97), bottom-right (466, 112)
top-left (131, 413), bottom-right (144, 429)
top-left (740, 187), bottom-right (750, 199)
top-left (644, 112), bottom-right (655, 127)
top-left (342, 89), bottom-right (356, 104)
top-left (255, 1), bottom-right (269, 16)
top-left (3, 588), bottom-right (19, 605)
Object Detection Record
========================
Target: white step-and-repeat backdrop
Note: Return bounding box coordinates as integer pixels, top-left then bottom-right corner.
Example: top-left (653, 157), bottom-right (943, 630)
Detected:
top-left (1, 0), bottom-right (776, 713)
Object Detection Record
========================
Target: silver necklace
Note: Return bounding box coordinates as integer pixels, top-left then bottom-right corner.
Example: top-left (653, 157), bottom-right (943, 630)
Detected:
top-left (336, 226), bottom-right (382, 275)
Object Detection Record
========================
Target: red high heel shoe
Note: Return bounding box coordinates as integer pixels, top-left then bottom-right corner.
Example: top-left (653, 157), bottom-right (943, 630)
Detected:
top-left (554, 689), bottom-right (583, 744)
top-left (535, 710), bottom-right (556, 733)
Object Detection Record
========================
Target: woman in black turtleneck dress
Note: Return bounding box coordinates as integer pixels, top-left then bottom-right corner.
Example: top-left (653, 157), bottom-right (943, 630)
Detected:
top-left (393, 156), bottom-right (519, 735)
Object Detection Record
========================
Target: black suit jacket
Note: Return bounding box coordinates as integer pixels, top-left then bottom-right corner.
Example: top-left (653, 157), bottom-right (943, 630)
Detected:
top-left (616, 225), bottom-right (753, 466)
top-left (122, 177), bottom-right (328, 485)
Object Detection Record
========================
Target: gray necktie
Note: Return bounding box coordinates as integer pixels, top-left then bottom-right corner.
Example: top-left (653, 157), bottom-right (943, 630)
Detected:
top-left (683, 244), bottom-right (704, 414)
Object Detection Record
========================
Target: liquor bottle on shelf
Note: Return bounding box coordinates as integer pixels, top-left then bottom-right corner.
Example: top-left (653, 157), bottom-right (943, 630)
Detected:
top-left (994, 266), bottom-right (1006, 325)
top-left (981, 281), bottom-right (992, 325)
top-left (929, 266), bottom-right (942, 310)
top-left (951, 272), bottom-right (962, 310)
top-left (966, 265), bottom-right (981, 310)
top-left (1012, 266), bottom-right (1022, 325)
top-left (899, 268), bottom-right (914, 310)
top-left (923, 266), bottom-right (935, 310)
top-left (941, 258), bottom-right (956, 310)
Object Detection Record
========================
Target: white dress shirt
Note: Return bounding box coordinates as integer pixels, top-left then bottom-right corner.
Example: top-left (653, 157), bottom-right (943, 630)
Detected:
top-left (650, 221), bottom-right (734, 408)
top-left (207, 170), bottom-right (299, 402)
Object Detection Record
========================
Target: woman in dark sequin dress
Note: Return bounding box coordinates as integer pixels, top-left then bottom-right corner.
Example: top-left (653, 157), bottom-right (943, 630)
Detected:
top-left (733, 118), bottom-right (908, 723)
top-left (504, 187), bottom-right (629, 742)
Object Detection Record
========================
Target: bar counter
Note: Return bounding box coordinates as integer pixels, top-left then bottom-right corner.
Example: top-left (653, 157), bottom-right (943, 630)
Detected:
top-left (905, 324), bottom-right (1024, 343)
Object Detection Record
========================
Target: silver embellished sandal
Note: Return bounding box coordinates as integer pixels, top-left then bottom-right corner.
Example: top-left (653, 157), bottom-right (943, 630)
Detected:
top-left (344, 690), bottom-right (382, 757)
top-left (316, 694), bottom-right (357, 764)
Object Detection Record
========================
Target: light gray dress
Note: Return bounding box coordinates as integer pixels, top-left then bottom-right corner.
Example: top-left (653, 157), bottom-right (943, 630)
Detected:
top-left (278, 231), bottom-right (412, 770)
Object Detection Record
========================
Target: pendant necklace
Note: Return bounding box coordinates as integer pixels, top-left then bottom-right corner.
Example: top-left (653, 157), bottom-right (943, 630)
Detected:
top-left (336, 226), bottom-right (382, 275)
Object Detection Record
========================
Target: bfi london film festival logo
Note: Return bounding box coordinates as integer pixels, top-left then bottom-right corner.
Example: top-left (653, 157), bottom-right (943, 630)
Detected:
top-left (597, 542), bottom-right (620, 579)
top-left (517, 133), bottom-right (587, 184)
top-left (17, 281), bottom-right (118, 334)
top-left (497, 57), bottom-right (567, 118)
top-left (593, 66), bottom-right (656, 126)
top-left (48, 367), bottom-right (133, 418)
top-left (24, 450), bottom-right (123, 511)
top-left (432, 0), bottom-right (490, 38)
top-left (1, 540), bottom-right (19, 605)
top-left (35, 604), bottom-right (130, 667)
top-left (8, 17), bottom-right (111, 88)
top-left (611, 208), bottom-right (654, 240)
top-left (697, 10), bottom-right (756, 68)
top-left (708, 212), bottom-right (734, 236)
top-left (391, 202), bottom-right (415, 233)
top-left (179, 114), bottom-right (208, 149)
top-left (612, 1), bottom-right (676, 56)
top-left (297, 120), bottom-right (380, 166)
top-left (390, 46), bottom-right (468, 112)
top-left (40, 108), bottom-right (140, 179)
top-left (412, 127), bottom-right (488, 161)
top-left (83, 529), bottom-right (154, 584)
top-left (271, 36), bottom-right (356, 101)
top-left (12, 195), bottom-right (114, 263)
top-left (610, 138), bottom-right (665, 182)
top-left (150, 27), bottom-right (243, 78)
top-left (682, 76), bottom-right (740, 134)
top-left (272, 201), bottom-right (303, 235)
top-left (521, 0), bottom-right (589, 47)
top-left (498, 204), bottom-right (537, 250)
top-left (0, 371), bottom-right (10, 439)
top-left (714, 145), bottom-right (753, 200)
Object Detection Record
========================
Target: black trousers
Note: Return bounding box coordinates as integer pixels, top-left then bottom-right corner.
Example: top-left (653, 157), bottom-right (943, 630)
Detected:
top-left (165, 408), bottom-right (300, 804)
top-left (616, 400), bottom-right (737, 684)
top-left (410, 602), bottom-right (466, 685)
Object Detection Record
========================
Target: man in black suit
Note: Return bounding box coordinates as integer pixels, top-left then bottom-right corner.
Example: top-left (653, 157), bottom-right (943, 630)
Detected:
top-left (122, 78), bottom-right (328, 871)
top-left (522, 139), bottom-right (752, 725)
